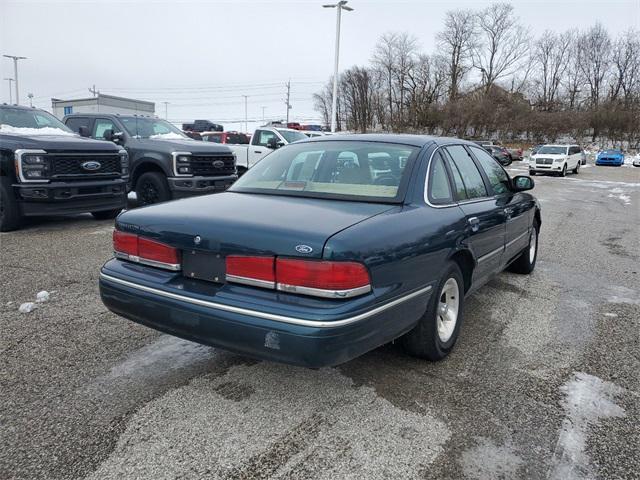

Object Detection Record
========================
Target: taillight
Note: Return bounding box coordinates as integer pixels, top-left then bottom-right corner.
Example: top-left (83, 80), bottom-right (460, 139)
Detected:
top-left (226, 256), bottom-right (275, 288)
top-left (225, 256), bottom-right (371, 298)
top-left (113, 230), bottom-right (180, 271)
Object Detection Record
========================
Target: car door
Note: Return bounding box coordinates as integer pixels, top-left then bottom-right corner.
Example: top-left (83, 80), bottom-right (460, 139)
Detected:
top-left (470, 146), bottom-right (530, 263)
top-left (249, 130), bottom-right (277, 167)
top-left (443, 145), bottom-right (507, 283)
top-left (569, 146), bottom-right (581, 168)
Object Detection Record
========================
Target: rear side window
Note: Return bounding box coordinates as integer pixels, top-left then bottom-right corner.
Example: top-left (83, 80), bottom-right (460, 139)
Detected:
top-left (470, 147), bottom-right (510, 195)
top-left (427, 152), bottom-right (453, 204)
top-left (445, 145), bottom-right (488, 199)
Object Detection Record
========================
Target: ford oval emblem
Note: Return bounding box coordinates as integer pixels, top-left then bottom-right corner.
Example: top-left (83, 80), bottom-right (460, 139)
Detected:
top-left (212, 160), bottom-right (225, 168)
top-left (194, 235), bottom-right (201, 245)
top-left (81, 161), bottom-right (101, 171)
top-left (295, 245), bottom-right (313, 254)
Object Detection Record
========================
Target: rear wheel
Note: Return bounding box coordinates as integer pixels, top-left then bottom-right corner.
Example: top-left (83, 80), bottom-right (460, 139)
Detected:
top-left (508, 221), bottom-right (539, 274)
top-left (573, 161), bottom-right (580, 174)
top-left (91, 209), bottom-right (122, 220)
top-left (402, 262), bottom-right (464, 361)
top-left (0, 176), bottom-right (22, 232)
top-left (529, 171), bottom-right (536, 176)
top-left (135, 172), bottom-right (171, 206)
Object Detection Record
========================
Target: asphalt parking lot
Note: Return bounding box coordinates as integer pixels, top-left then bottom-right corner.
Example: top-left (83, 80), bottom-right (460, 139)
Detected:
top-left (1, 162), bottom-right (639, 480)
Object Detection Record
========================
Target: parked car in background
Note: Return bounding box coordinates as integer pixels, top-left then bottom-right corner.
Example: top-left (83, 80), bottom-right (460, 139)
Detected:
top-left (530, 144), bottom-right (543, 156)
top-left (529, 144), bottom-right (582, 176)
top-left (99, 134), bottom-right (540, 368)
top-left (483, 145), bottom-right (512, 166)
top-left (507, 147), bottom-right (524, 161)
top-left (64, 114), bottom-right (237, 205)
top-left (182, 120), bottom-right (223, 133)
top-left (201, 131), bottom-right (250, 145)
top-left (222, 127), bottom-right (308, 175)
top-left (595, 149), bottom-right (624, 166)
top-left (0, 105), bottom-right (128, 231)
top-left (183, 131), bottom-right (202, 141)
top-left (633, 156), bottom-right (640, 167)
top-left (302, 131), bottom-right (331, 138)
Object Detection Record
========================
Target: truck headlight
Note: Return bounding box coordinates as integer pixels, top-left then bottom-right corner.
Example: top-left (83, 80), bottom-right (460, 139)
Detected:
top-left (20, 154), bottom-right (50, 181)
top-left (119, 150), bottom-right (129, 176)
top-left (172, 152), bottom-right (192, 176)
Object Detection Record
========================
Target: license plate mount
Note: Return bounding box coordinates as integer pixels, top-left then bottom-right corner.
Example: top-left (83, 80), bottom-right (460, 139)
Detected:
top-left (182, 250), bottom-right (225, 283)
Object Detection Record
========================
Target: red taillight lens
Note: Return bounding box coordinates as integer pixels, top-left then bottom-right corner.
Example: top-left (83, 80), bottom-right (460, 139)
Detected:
top-left (276, 259), bottom-right (371, 296)
top-left (113, 230), bottom-right (138, 256)
top-left (113, 230), bottom-right (180, 270)
top-left (226, 256), bottom-right (275, 286)
top-left (138, 237), bottom-right (179, 265)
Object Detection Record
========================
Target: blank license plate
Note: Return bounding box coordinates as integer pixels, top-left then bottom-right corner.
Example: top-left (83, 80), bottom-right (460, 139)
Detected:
top-left (182, 250), bottom-right (225, 283)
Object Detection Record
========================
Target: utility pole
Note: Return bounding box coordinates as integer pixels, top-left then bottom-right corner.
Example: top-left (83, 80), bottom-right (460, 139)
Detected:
top-left (89, 84), bottom-right (99, 97)
top-left (261, 106), bottom-right (266, 123)
top-left (3, 55), bottom-right (27, 105)
top-left (162, 101), bottom-right (169, 120)
top-left (322, 1), bottom-right (353, 132)
top-left (27, 92), bottom-right (33, 107)
top-left (242, 95), bottom-right (249, 133)
top-left (4, 78), bottom-right (14, 104)
top-left (285, 80), bottom-right (291, 124)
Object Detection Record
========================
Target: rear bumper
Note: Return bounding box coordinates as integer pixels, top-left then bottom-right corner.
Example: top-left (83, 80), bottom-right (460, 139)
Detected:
top-left (167, 175), bottom-right (237, 198)
top-left (99, 262), bottom-right (432, 368)
top-left (14, 178), bottom-right (127, 216)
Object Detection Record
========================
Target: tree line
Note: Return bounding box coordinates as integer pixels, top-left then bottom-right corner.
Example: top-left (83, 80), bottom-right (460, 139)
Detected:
top-left (313, 3), bottom-right (640, 146)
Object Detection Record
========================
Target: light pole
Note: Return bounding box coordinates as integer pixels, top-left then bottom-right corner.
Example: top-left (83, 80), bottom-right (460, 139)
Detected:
top-left (242, 95), bottom-right (249, 133)
top-left (28, 92), bottom-right (33, 107)
top-left (162, 101), bottom-right (169, 120)
top-left (322, 1), bottom-right (352, 132)
top-left (3, 78), bottom-right (14, 104)
top-left (261, 106), bottom-right (266, 123)
top-left (3, 55), bottom-right (27, 105)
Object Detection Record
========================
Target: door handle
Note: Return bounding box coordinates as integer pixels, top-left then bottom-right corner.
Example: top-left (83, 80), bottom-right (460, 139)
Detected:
top-left (254, 150), bottom-right (262, 154)
top-left (468, 217), bottom-right (480, 232)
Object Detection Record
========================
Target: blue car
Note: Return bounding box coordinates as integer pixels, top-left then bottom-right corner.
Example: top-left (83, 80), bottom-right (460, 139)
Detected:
top-left (99, 135), bottom-right (541, 367)
top-left (596, 149), bottom-right (624, 166)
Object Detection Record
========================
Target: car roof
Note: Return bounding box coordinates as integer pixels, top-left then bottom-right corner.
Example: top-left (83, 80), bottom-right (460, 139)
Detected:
top-left (0, 104), bottom-right (41, 111)
top-left (302, 133), bottom-right (478, 148)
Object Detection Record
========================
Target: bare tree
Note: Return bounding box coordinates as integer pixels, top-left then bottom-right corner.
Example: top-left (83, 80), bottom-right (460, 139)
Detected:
top-left (340, 66), bottom-right (377, 133)
top-left (436, 8), bottom-right (476, 100)
top-left (372, 32), bottom-right (398, 128)
top-left (562, 30), bottom-right (585, 110)
top-left (532, 31), bottom-right (572, 110)
top-left (610, 28), bottom-right (640, 104)
top-left (578, 23), bottom-right (612, 108)
top-left (472, 2), bottom-right (530, 91)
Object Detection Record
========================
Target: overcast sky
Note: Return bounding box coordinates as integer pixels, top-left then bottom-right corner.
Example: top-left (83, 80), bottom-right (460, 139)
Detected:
top-left (1, 0), bottom-right (639, 131)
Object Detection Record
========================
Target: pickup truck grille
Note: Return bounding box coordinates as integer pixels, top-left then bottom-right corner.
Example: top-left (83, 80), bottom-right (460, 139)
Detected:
top-left (190, 155), bottom-right (236, 176)
top-left (50, 153), bottom-right (121, 179)
top-left (536, 158), bottom-right (553, 165)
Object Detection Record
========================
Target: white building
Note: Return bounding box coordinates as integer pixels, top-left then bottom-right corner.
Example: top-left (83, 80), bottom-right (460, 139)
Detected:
top-left (51, 94), bottom-right (155, 119)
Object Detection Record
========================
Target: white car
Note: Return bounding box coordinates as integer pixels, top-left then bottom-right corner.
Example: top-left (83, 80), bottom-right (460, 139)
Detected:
top-left (633, 156), bottom-right (640, 167)
top-left (529, 144), bottom-right (583, 176)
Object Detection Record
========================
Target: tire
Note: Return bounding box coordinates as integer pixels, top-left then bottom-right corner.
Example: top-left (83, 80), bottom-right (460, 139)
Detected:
top-left (508, 221), bottom-right (539, 274)
top-left (135, 172), bottom-right (171, 206)
top-left (91, 209), bottom-right (122, 220)
top-left (529, 171), bottom-right (536, 176)
top-left (573, 162), bottom-right (579, 174)
top-left (560, 164), bottom-right (567, 177)
top-left (402, 262), bottom-right (465, 361)
top-left (0, 176), bottom-right (22, 232)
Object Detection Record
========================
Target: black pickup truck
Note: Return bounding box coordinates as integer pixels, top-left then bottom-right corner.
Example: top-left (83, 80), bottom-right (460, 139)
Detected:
top-left (0, 105), bottom-right (128, 231)
top-left (64, 114), bottom-right (237, 205)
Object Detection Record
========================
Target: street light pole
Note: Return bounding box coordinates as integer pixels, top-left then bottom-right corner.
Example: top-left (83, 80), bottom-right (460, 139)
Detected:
top-left (3, 78), bottom-right (14, 104)
top-left (28, 93), bottom-right (33, 107)
top-left (3, 55), bottom-right (27, 105)
top-left (242, 95), bottom-right (249, 133)
top-left (323, 1), bottom-right (353, 133)
top-left (261, 106), bottom-right (266, 123)
top-left (163, 101), bottom-right (169, 120)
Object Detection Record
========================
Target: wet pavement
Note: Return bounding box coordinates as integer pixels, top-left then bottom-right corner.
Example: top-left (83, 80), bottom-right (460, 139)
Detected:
top-left (1, 162), bottom-right (639, 479)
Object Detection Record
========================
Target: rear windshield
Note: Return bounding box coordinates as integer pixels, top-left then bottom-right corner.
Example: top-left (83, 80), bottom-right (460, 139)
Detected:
top-left (230, 141), bottom-right (418, 203)
top-left (538, 146), bottom-right (568, 155)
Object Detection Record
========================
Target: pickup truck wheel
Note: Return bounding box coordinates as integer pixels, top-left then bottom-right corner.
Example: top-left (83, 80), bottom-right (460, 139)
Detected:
top-left (91, 209), bottom-right (122, 220)
top-left (237, 167), bottom-right (247, 177)
top-left (0, 176), bottom-right (22, 232)
top-left (508, 221), bottom-right (539, 274)
top-left (401, 262), bottom-right (464, 361)
top-left (136, 172), bottom-right (171, 205)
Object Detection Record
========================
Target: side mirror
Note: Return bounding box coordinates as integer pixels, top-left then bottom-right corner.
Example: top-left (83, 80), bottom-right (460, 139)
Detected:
top-left (266, 137), bottom-right (279, 149)
top-left (78, 126), bottom-right (90, 138)
top-left (102, 129), bottom-right (114, 141)
top-left (112, 131), bottom-right (125, 143)
top-left (512, 175), bottom-right (534, 192)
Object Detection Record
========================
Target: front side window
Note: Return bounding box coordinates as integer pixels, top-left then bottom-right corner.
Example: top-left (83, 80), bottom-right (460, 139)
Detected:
top-left (254, 129), bottom-right (277, 147)
top-left (119, 117), bottom-right (187, 139)
top-left (230, 141), bottom-right (418, 202)
top-left (470, 146), bottom-right (510, 195)
top-left (445, 145), bottom-right (488, 199)
top-left (427, 152), bottom-right (453, 204)
top-left (65, 117), bottom-right (91, 134)
top-left (93, 118), bottom-right (118, 140)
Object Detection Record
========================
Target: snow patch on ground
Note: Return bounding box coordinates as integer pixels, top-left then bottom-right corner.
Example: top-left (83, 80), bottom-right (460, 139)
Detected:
top-left (603, 312), bottom-right (618, 318)
top-left (549, 372), bottom-right (625, 480)
top-left (607, 193), bottom-right (631, 205)
top-left (18, 302), bottom-right (36, 313)
top-left (461, 437), bottom-right (523, 479)
top-left (0, 124), bottom-right (76, 136)
top-left (36, 290), bottom-right (50, 303)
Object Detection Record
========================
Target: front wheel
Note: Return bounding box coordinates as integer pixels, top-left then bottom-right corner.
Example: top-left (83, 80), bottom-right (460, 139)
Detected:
top-left (508, 221), bottom-right (539, 274)
top-left (560, 164), bottom-right (567, 177)
top-left (135, 172), bottom-right (171, 206)
top-left (91, 209), bottom-right (122, 220)
top-left (0, 176), bottom-right (23, 232)
top-left (402, 262), bottom-right (465, 361)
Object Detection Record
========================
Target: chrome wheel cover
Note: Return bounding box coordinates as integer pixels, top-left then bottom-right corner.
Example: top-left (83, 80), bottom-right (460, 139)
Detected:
top-left (437, 278), bottom-right (460, 343)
